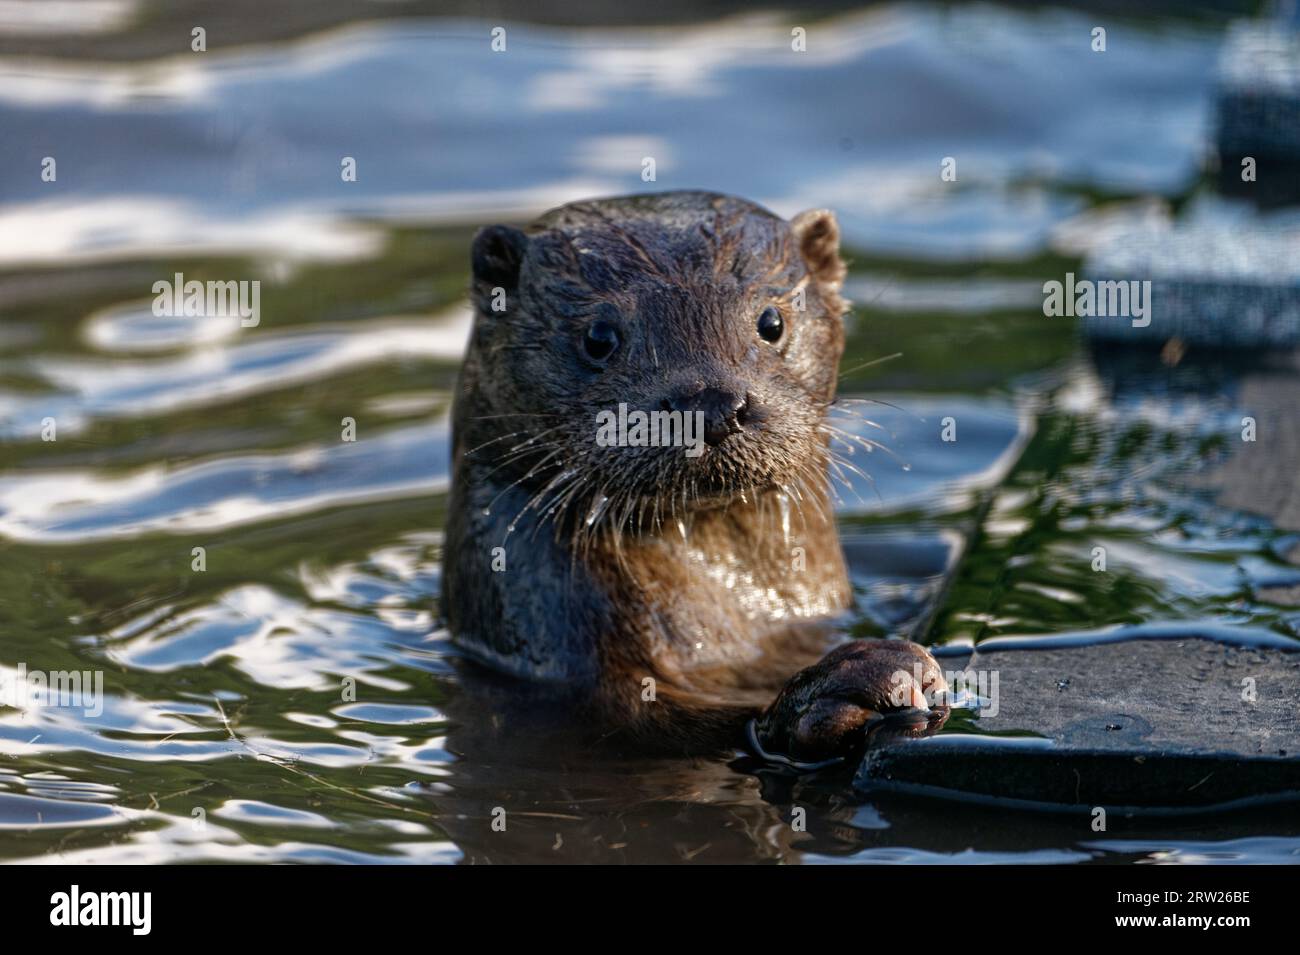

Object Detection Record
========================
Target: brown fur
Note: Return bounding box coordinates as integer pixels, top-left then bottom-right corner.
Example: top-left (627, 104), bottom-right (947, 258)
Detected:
top-left (443, 191), bottom-right (944, 760)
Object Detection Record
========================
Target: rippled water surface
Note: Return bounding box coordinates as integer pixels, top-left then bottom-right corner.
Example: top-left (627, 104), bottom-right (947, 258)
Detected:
top-left (2, 2), bottom-right (1298, 863)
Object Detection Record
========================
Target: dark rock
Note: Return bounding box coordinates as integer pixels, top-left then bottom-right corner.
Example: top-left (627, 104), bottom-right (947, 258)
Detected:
top-left (1190, 361), bottom-right (1300, 533)
top-left (856, 635), bottom-right (1300, 810)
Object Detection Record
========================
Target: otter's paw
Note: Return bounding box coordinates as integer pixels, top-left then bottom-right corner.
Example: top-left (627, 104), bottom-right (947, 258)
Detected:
top-left (753, 639), bottom-right (949, 764)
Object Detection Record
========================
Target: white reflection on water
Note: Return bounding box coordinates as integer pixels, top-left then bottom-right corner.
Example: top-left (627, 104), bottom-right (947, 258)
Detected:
top-left (84, 301), bottom-right (247, 352)
top-left (0, 420), bottom-right (449, 541)
top-left (0, 197), bottom-right (380, 267)
top-left (0, 0), bottom-right (134, 36)
top-left (22, 822), bottom-right (463, 864)
top-left (0, 396), bottom-right (1023, 543)
top-left (1, 310), bottom-right (469, 438)
top-left (0, 5), bottom-right (1218, 264)
top-left (1084, 837), bottom-right (1300, 864)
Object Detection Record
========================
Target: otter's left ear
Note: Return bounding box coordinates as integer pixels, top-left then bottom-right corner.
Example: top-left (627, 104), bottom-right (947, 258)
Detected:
top-left (471, 224), bottom-right (529, 290)
top-left (791, 209), bottom-right (846, 290)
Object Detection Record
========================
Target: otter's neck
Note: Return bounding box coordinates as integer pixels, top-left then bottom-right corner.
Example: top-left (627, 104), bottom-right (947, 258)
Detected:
top-left (586, 493), bottom-right (849, 672)
top-left (444, 455), bottom-right (850, 684)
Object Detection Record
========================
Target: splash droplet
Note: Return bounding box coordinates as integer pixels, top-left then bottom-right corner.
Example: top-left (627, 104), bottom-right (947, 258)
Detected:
top-left (585, 494), bottom-right (608, 527)
top-left (776, 491), bottom-right (792, 547)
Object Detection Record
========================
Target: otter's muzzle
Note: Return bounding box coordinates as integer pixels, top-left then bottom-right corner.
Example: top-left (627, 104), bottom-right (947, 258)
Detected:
top-left (662, 387), bottom-right (750, 447)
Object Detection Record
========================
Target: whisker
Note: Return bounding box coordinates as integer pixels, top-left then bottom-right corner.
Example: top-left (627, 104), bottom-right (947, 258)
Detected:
top-left (837, 351), bottom-right (902, 379)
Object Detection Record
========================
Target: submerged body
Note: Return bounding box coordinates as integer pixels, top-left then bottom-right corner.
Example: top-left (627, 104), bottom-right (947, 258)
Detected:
top-left (444, 191), bottom-right (944, 760)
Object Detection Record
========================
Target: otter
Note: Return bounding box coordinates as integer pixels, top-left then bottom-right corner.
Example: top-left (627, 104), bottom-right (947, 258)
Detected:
top-left (443, 191), bottom-right (946, 763)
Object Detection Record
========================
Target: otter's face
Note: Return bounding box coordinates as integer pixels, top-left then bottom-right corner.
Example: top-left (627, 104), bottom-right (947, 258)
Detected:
top-left (465, 196), bottom-right (848, 532)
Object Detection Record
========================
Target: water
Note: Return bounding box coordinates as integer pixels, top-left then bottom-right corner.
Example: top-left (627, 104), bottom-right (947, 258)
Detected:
top-left (1, 2), bottom-right (1298, 863)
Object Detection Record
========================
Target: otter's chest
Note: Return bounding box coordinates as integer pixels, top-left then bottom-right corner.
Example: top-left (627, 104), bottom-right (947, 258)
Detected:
top-left (609, 531), bottom-right (850, 668)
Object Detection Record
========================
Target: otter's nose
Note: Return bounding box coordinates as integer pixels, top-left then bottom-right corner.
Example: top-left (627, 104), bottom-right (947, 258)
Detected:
top-left (662, 387), bottom-right (749, 446)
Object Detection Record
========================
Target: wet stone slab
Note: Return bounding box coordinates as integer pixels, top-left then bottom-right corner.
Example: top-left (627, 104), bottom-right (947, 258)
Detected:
top-left (1081, 225), bottom-right (1300, 348)
top-left (1216, 20), bottom-right (1300, 162)
top-left (855, 632), bottom-right (1300, 810)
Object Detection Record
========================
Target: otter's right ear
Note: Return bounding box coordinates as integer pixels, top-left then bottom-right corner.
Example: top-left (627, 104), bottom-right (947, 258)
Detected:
top-left (791, 209), bottom-right (846, 291)
top-left (471, 225), bottom-right (529, 289)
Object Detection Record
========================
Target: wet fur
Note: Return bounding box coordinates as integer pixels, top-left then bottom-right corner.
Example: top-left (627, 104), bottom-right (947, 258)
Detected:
top-left (444, 191), bottom-right (933, 756)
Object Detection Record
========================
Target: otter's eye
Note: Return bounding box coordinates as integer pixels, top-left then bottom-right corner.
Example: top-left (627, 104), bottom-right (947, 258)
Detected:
top-left (756, 305), bottom-right (784, 343)
top-left (583, 318), bottom-right (620, 362)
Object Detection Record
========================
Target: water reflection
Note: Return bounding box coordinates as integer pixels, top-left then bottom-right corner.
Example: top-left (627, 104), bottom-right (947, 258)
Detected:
top-left (0, 6), bottom-right (1217, 265)
top-left (0, 2), bottom-right (1296, 864)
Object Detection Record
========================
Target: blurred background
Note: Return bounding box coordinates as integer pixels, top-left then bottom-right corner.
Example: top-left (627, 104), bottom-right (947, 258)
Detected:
top-left (1, 0), bottom-right (1299, 863)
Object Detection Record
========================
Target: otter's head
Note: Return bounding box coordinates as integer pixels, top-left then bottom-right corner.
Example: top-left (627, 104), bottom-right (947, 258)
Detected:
top-left (463, 191), bottom-right (847, 534)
